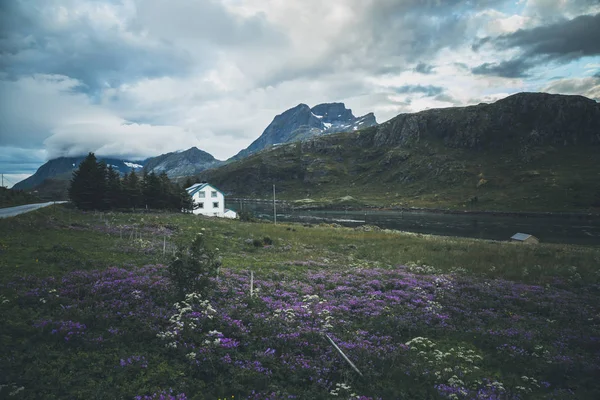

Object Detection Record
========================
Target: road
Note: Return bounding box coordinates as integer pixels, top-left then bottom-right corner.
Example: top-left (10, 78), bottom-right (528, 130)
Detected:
top-left (0, 201), bottom-right (67, 219)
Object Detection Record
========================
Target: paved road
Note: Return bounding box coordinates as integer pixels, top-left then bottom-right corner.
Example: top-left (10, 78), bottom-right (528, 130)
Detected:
top-left (0, 201), bottom-right (67, 219)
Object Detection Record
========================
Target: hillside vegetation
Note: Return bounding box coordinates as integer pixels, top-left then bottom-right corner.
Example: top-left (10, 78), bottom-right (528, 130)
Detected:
top-left (0, 187), bottom-right (41, 208)
top-left (197, 93), bottom-right (600, 212)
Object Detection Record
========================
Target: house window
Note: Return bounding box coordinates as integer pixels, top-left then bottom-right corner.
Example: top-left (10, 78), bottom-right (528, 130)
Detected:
top-left (213, 202), bottom-right (219, 208)
top-left (198, 192), bottom-right (205, 198)
top-left (211, 191), bottom-right (217, 198)
top-left (198, 202), bottom-right (204, 209)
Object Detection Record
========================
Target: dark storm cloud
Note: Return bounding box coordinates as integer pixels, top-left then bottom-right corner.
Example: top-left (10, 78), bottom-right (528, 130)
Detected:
top-left (415, 62), bottom-right (435, 74)
top-left (0, 2), bottom-right (195, 93)
top-left (472, 59), bottom-right (534, 78)
top-left (0, 147), bottom-right (46, 174)
top-left (393, 85), bottom-right (444, 96)
top-left (0, 0), bottom-right (286, 94)
top-left (472, 13), bottom-right (600, 77)
top-left (434, 93), bottom-right (459, 104)
top-left (259, 0), bottom-right (512, 88)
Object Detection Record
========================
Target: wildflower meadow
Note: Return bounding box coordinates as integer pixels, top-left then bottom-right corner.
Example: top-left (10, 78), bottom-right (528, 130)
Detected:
top-left (1, 207), bottom-right (599, 399)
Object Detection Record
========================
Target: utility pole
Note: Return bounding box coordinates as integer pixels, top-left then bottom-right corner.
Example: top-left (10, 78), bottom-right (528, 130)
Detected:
top-left (273, 184), bottom-right (277, 224)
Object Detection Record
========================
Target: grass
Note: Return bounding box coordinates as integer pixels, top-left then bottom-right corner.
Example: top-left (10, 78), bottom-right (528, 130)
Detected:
top-left (1, 205), bottom-right (598, 284)
top-left (1, 206), bottom-right (599, 399)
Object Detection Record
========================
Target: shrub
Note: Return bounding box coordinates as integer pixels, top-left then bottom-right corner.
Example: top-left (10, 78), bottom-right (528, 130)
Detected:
top-left (167, 233), bottom-right (221, 299)
top-left (238, 210), bottom-right (256, 222)
top-left (263, 236), bottom-right (273, 246)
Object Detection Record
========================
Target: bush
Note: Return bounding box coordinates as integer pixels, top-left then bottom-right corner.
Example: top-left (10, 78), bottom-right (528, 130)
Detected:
top-left (238, 210), bottom-right (256, 222)
top-left (167, 233), bottom-right (221, 299)
top-left (263, 236), bottom-right (273, 246)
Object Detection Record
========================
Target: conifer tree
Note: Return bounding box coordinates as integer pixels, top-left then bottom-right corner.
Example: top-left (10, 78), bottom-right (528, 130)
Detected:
top-left (143, 171), bottom-right (161, 209)
top-left (124, 170), bottom-right (142, 209)
top-left (179, 184), bottom-right (194, 212)
top-left (157, 172), bottom-right (173, 209)
top-left (68, 153), bottom-right (106, 210)
top-left (105, 165), bottom-right (123, 209)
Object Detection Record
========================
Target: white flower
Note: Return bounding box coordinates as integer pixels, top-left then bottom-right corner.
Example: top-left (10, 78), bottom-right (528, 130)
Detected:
top-left (9, 386), bottom-right (24, 396)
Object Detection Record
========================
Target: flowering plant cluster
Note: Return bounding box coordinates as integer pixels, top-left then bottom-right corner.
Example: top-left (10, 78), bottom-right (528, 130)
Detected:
top-left (2, 261), bottom-right (599, 399)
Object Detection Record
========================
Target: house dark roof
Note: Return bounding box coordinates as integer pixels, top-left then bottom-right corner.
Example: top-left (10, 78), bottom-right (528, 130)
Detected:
top-left (186, 183), bottom-right (225, 197)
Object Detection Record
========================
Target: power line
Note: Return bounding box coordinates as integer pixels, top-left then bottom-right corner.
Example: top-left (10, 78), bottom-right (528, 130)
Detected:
top-left (1, 175), bottom-right (19, 188)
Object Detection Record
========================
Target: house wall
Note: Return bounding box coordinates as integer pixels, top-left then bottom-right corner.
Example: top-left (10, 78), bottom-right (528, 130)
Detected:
top-left (191, 186), bottom-right (225, 217)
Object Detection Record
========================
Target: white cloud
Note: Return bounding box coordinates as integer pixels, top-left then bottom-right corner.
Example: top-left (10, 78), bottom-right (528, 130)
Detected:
top-left (542, 76), bottom-right (600, 100)
top-left (2, 174), bottom-right (33, 189)
top-left (1, 0), bottom-right (599, 178)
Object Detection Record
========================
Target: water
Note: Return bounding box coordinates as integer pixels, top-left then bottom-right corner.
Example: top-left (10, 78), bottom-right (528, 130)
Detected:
top-left (227, 200), bottom-right (600, 246)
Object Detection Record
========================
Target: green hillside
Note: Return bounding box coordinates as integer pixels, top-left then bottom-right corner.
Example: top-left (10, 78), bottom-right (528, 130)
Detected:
top-left (197, 129), bottom-right (600, 212)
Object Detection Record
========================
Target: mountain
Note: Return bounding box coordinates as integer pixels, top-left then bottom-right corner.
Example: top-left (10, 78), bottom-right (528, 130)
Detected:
top-left (143, 147), bottom-right (222, 178)
top-left (196, 92), bottom-right (600, 212)
top-left (232, 102), bottom-right (377, 159)
top-left (13, 156), bottom-right (144, 191)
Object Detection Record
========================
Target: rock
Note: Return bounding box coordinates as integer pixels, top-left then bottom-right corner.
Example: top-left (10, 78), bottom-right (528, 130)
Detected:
top-left (373, 92), bottom-right (600, 149)
top-left (144, 147), bottom-right (221, 178)
top-left (354, 225), bottom-right (381, 232)
top-left (232, 102), bottom-right (378, 159)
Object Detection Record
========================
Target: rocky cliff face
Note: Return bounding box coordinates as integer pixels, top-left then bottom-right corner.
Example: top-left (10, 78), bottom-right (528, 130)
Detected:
top-left (373, 92), bottom-right (600, 149)
top-left (232, 102), bottom-right (377, 159)
top-left (143, 147), bottom-right (221, 178)
top-left (13, 157), bottom-right (143, 190)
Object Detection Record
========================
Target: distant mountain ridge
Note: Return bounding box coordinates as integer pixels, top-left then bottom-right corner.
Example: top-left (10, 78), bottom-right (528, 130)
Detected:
top-left (12, 101), bottom-right (377, 192)
top-left (12, 156), bottom-right (144, 191)
top-left (196, 92), bottom-right (600, 212)
top-left (143, 147), bottom-right (222, 178)
top-left (232, 102), bottom-right (377, 159)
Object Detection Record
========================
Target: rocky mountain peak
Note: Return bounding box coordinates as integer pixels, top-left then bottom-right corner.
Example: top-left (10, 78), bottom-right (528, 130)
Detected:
top-left (143, 147), bottom-right (220, 178)
top-left (310, 103), bottom-right (355, 122)
top-left (231, 102), bottom-right (378, 160)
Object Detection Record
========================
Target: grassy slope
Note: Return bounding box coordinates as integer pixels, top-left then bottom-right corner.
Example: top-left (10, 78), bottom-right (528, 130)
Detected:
top-left (198, 129), bottom-right (600, 212)
top-left (1, 205), bottom-right (598, 285)
top-left (1, 206), bottom-right (599, 399)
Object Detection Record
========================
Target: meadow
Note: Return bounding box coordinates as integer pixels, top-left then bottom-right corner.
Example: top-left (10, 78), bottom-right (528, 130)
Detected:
top-left (0, 205), bottom-right (599, 399)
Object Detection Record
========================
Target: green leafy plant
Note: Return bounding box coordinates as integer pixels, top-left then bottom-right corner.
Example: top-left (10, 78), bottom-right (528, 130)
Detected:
top-left (167, 233), bottom-right (221, 299)
top-left (238, 210), bottom-right (256, 222)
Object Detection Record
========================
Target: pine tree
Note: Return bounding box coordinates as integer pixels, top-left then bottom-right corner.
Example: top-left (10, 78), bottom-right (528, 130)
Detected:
top-left (142, 171), bottom-right (161, 209)
top-left (93, 162), bottom-right (108, 210)
top-left (68, 153), bottom-right (105, 210)
top-left (158, 172), bottom-right (173, 210)
top-left (105, 165), bottom-right (123, 209)
top-left (184, 177), bottom-right (194, 190)
top-left (179, 184), bottom-right (194, 212)
top-left (124, 170), bottom-right (142, 210)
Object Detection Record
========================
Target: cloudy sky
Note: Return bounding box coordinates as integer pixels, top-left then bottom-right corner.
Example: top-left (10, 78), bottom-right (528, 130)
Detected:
top-left (1, 0), bottom-right (599, 187)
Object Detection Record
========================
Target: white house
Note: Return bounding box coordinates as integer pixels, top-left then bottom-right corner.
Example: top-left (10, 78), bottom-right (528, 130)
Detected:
top-left (186, 182), bottom-right (237, 219)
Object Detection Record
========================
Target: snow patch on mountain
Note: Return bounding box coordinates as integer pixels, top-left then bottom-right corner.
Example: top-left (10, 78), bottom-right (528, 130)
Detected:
top-left (124, 161), bottom-right (143, 169)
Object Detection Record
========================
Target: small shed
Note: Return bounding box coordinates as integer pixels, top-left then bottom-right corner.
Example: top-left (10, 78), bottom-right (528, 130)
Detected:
top-left (223, 209), bottom-right (238, 219)
top-left (510, 233), bottom-right (539, 244)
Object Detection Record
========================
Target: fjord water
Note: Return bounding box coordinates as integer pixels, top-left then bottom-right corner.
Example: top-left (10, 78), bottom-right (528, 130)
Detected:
top-left (227, 200), bottom-right (600, 246)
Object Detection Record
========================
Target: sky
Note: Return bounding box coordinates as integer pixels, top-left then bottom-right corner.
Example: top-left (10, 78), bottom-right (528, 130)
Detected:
top-left (1, 0), bottom-right (599, 188)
